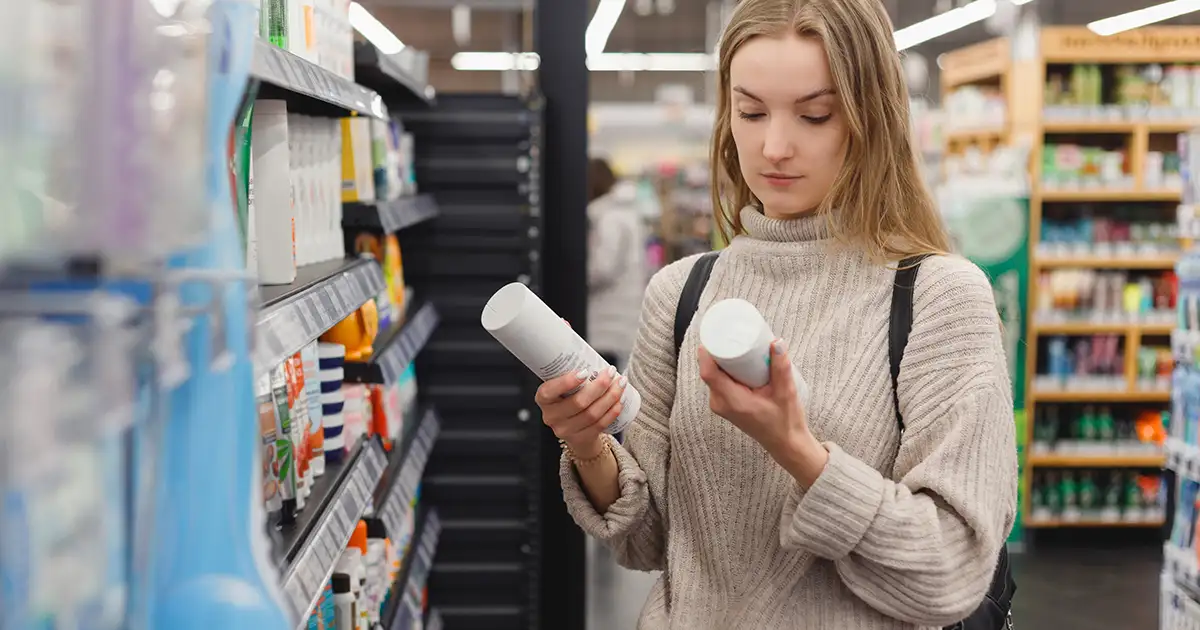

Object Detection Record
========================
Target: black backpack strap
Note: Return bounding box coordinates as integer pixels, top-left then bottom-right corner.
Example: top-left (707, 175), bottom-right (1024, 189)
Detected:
top-left (889, 255), bottom-right (931, 429)
top-left (674, 252), bottom-right (721, 358)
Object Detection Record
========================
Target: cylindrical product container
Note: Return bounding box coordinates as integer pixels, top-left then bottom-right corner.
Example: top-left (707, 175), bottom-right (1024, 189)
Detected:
top-left (251, 99), bottom-right (297, 285)
top-left (364, 518), bottom-right (388, 623)
top-left (481, 282), bottom-right (641, 434)
top-left (302, 343), bottom-right (326, 477)
top-left (699, 298), bottom-right (810, 402)
top-left (332, 572), bottom-right (356, 630)
top-left (270, 364), bottom-right (297, 525)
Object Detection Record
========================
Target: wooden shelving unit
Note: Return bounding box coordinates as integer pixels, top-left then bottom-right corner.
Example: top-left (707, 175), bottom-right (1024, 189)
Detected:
top-left (939, 26), bottom-right (1200, 531)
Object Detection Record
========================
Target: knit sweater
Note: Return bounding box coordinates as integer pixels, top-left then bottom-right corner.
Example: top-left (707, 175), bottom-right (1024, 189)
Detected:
top-left (560, 207), bottom-right (1018, 629)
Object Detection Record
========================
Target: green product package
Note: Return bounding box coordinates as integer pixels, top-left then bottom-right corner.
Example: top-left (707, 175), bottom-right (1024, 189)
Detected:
top-left (263, 0), bottom-right (288, 49)
top-left (1097, 407), bottom-right (1115, 444)
top-left (1078, 473), bottom-right (1098, 513)
top-left (232, 85), bottom-right (258, 266)
top-left (1045, 473), bottom-right (1062, 515)
top-left (1060, 472), bottom-right (1079, 514)
top-left (271, 365), bottom-right (297, 523)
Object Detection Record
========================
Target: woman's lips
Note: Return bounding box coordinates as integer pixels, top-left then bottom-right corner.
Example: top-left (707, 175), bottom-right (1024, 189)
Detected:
top-left (762, 174), bottom-right (801, 187)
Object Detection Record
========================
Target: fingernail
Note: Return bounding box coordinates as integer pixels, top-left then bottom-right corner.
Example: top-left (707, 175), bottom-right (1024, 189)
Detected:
top-left (575, 368), bottom-right (591, 380)
top-left (774, 339), bottom-right (787, 355)
top-left (618, 375), bottom-right (628, 387)
top-left (607, 365), bottom-right (617, 377)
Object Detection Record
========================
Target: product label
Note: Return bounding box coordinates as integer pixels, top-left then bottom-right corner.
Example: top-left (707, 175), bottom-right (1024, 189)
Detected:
top-left (286, 355), bottom-right (312, 491)
top-left (258, 383), bottom-right (282, 512)
top-left (272, 365), bottom-right (297, 501)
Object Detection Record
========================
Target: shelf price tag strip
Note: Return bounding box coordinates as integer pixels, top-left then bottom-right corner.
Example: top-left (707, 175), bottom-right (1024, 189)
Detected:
top-left (282, 440), bottom-right (389, 627)
top-left (252, 38), bottom-right (386, 119)
top-left (373, 195), bottom-right (439, 234)
top-left (382, 410), bottom-right (441, 538)
top-left (380, 303), bottom-right (440, 384)
top-left (255, 259), bottom-right (386, 372)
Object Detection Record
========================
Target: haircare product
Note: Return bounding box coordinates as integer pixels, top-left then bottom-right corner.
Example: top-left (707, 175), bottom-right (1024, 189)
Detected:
top-left (251, 99), bottom-right (297, 285)
top-left (285, 354), bottom-right (312, 508)
top-left (271, 364), bottom-right (298, 524)
top-left (302, 343), bottom-right (326, 477)
top-left (364, 518), bottom-right (389, 623)
top-left (332, 572), bottom-right (356, 630)
top-left (341, 115), bottom-right (376, 202)
top-left (257, 372), bottom-right (282, 513)
top-left (698, 298), bottom-right (810, 400)
top-left (481, 282), bottom-right (642, 434)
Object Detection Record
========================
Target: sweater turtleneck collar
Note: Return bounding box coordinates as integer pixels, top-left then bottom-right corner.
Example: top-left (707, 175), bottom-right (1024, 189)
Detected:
top-left (738, 206), bottom-right (830, 243)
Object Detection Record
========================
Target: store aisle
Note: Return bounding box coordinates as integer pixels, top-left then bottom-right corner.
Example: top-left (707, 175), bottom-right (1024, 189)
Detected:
top-left (587, 544), bottom-right (1161, 629)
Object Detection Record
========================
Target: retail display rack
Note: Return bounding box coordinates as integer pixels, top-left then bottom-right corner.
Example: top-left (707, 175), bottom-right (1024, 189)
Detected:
top-left (941, 26), bottom-right (1200, 534)
top-left (396, 94), bottom-right (546, 630)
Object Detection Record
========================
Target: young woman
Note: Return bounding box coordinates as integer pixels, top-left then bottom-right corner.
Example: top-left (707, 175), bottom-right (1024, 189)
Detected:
top-left (537, 0), bottom-right (1018, 628)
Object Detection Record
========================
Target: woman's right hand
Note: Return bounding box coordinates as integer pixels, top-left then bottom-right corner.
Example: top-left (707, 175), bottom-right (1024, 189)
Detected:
top-left (535, 365), bottom-right (627, 459)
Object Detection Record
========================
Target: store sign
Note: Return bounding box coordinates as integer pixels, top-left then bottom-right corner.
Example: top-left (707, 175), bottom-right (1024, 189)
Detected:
top-left (1042, 26), bottom-right (1200, 63)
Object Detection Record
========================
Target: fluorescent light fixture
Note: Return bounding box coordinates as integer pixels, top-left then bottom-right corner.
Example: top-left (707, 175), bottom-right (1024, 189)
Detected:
top-left (449, 51), bottom-right (715, 72)
top-left (893, 0), bottom-right (996, 51)
top-left (1011, 0), bottom-right (1036, 5)
top-left (586, 0), bottom-right (627, 58)
top-left (349, 2), bottom-right (405, 54)
top-left (1088, 0), bottom-right (1200, 36)
top-left (587, 52), bottom-right (715, 72)
top-left (451, 52), bottom-right (541, 71)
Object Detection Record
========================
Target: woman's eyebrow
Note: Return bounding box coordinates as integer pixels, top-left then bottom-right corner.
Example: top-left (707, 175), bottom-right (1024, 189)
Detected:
top-left (732, 85), bottom-right (836, 104)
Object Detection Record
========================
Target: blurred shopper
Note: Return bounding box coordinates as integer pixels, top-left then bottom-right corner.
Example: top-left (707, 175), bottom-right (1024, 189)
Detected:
top-left (538, 1), bottom-right (1018, 629)
top-left (587, 157), bottom-right (646, 371)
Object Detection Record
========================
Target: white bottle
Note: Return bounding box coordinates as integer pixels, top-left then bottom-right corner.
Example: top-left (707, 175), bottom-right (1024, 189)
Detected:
top-left (251, 100), bottom-right (297, 285)
top-left (482, 282), bottom-right (641, 434)
top-left (699, 298), bottom-right (810, 402)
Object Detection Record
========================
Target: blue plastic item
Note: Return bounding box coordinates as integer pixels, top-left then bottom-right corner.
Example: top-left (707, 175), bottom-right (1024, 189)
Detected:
top-left (149, 2), bottom-right (290, 628)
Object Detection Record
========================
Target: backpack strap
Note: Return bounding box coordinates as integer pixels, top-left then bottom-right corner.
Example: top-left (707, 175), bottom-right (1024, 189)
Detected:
top-left (889, 255), bottom-right (931, 429)
top-left (674, 252), bottom-right (721, 358)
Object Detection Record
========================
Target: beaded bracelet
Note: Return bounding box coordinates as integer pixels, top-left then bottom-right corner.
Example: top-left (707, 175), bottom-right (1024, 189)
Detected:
top-left (561, 435), bottom-right (614, 468)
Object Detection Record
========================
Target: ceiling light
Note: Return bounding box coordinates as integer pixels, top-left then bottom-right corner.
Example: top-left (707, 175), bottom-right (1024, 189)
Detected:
top-left (587, 52), bottom-right (715, 72)
top-left (586, 0), bottom-right (627, 58)
top-left (1087, 0), bottom-right (1200, 36)
top-left (893, 0), bottom-right (996, 51)
top-left (349, 2), bottom-right (405, 54)
top-left (1010, 0), bottom-right (1036, 5)
top-left (451, 52), bottom-right (540, 71)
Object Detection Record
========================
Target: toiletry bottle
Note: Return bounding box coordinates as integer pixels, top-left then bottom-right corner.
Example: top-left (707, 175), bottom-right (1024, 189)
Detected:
top-left (332, 572), bottom-right (356, 630)
top-left (271, 364), bottom-right (297, 525)
top-left (364, 517), bottom-right (389, 623)
top-left (303, 343), bottom-right (326, 477)
top-left (285, 354), bottom-right (310, 509)
top-left (348, 521), bottom-right (371, 630)
top-left (482, 282), bottom-right (642, 434)
top-left (698, 298), bottom-right (809, 401)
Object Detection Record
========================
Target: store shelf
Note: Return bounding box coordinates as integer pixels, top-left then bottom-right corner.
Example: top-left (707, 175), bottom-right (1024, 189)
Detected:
top-left (1025, 518), bottom-right (1164, 528)
top-left (255, 257), bottom-right (386, 372)
top-left (252, 38), bottom-right (386, 119)
top-left (1030, 321), bottom-right (1175, 335)
top-left (944, 127), bottom-right (1006, 144)
top-left (1039, 189), bottom-right (1182, 202)
top-left (1030, 390), bottom-right (1171, 403)
top-left (343, 194), bottom-right (440, 234)
top-left (1034, 255), bottom-right (1180, 269)
top-left (1028, 454), bottom-right (1165, 468)
top-left (426, 609), bottom-right (444, 630)
top-left (344, 300), bottom-right (439, 384)
top-left (1167, 438), bottom-right (1200, 481)
top-left (1043, 120), bottom-right (1200, 134)
top-left (274, 439), bottom-right (389, 626)
top-left (379, 408), bottom-right (440, 543)
top-left (387, 508), bottom-right (442, 630)
top-left (355, 42), bottom-right (435, 108)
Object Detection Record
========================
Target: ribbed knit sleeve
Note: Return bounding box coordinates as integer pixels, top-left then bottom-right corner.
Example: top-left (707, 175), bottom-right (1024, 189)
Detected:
top-left (559, 255), bottom-right (696, 572)
top-left (778, 256), bottom-right (1018, 627)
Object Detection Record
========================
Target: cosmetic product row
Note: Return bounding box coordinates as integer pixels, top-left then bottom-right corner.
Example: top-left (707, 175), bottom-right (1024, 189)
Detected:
top-left (260, 0), bottom-right (355, 80)
top-left (1030, 406), bottom-right (1166, 457)
top-left (943, 84), bottom-right (1006, 131)
top-left (302, 514), bottom-right (413, 629)
top-left (1044, 63), bottom-right (1200, 120)
top-left (1035, 335), bottom-right (1139, 392)
top-left (1038, 216), bottom-right (1179, 258)
top-left (1033, 270), bottom-right (1177, 325)
top-left (1029, 469), bottom-right (1165, 524)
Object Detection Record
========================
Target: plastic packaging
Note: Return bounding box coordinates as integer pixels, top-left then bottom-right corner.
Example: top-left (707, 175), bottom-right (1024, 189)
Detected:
top-left (482, 282), bottom-right (642, 434)
top-left (699, 298), bottom-right (810, 401)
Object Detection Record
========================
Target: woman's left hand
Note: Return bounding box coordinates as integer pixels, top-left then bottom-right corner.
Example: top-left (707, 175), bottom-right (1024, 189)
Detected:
top-left (698, 339), bottom-right (829, 487)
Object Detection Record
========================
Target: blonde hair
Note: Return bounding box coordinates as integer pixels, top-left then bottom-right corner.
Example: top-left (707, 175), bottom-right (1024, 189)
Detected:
top-left (709, 0), bottom-right (950, 262)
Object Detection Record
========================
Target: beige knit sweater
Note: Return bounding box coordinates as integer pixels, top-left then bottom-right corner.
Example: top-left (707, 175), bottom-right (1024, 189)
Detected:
top-left (560, 207), bottom-right (1018, 629)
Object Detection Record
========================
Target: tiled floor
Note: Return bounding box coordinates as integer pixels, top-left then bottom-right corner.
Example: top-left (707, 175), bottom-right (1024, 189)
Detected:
top-left (586, 541), bottom-right (1162, 630)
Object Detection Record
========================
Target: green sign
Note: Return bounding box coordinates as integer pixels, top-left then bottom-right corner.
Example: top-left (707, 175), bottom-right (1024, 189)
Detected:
top-left (943, 194), bottom-right (1030, 544)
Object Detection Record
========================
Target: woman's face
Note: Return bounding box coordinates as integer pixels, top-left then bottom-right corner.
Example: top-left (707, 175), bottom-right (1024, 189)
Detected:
top-left (729, 33), bottom-right (848, 220)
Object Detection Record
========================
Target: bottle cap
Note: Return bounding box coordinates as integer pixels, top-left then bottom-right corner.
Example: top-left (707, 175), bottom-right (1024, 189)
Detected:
top-left (365, 517), bottom-right (387, 539)
top-left (332, 572), bottom-right (351, 593)
top-left (349, 520), bottom-right (368, 554)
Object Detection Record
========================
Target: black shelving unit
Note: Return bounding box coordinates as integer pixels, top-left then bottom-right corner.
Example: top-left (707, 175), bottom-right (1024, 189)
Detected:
top-left (397, 95), bottom-right (545, 630)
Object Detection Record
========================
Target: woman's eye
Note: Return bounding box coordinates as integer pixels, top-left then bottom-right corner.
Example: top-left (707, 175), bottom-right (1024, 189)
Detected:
top-left (737, 111), bottom-right (765, 121)
top-left (801, 114), bottom-right (833, 124)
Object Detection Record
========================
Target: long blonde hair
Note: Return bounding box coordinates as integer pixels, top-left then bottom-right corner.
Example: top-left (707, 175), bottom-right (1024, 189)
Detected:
top-left (710, 0), bottom-right (950, 262)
